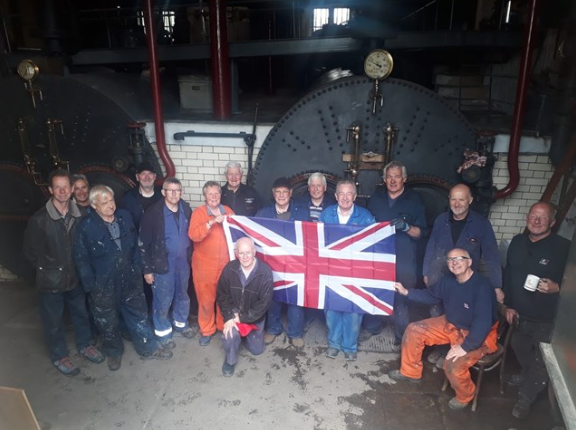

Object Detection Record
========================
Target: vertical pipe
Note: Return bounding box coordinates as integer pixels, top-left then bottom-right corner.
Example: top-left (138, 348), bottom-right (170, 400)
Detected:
top-left (209, 0), bottom-right (231, 119)
top-left (495, 0), bottom-right (539, 199)
top-left (143, 0), bottom-right (175, 178)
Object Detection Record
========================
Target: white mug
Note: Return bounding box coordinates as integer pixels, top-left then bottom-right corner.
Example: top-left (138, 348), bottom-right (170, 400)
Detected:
top-left (524, 274), bottom-right (540, 292)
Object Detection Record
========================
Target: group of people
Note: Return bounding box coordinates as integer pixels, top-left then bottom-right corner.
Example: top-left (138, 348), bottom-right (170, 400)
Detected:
top-left (23, 159), bottom-right (570, 421)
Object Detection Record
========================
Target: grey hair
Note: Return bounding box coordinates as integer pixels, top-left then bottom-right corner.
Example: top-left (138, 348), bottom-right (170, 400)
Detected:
top-left (202, 181), bottom-right (222, 196)
top-left (72, 174), bottom-right (89, 188)
top-left (89, 184), bottom-right (114, 205)
top-left (308, 172), bottom-right (327, 187)
top-left (384, 161), bottom-right (407, 179)
top-left (163, 177), bottom-right (182, 188)
top-left (235, 236), bottom-right (256, 251)
top-left (335, 179), bottom-right (357, 195)
top-left (225, 161), bottom-right (243, 174)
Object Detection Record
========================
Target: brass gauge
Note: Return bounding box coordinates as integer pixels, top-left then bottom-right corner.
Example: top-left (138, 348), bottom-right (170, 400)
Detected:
top-left (364, 49), bottom-right (393, 80)
top-left (17, 59), bottom-right (40, 81)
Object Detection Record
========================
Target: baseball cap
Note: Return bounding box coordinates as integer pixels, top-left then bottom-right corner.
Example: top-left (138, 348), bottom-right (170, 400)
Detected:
top-left (136, 161), bottom-right (156, 174)
top-left (272, 177), bottom-right (291, 189)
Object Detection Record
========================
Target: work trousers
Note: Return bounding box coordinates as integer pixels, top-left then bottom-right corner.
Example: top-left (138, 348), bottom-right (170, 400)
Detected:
top-left (39, 286), bottom-right (93, 362)
top-left (400, 315), bottom-right (497, 404)
top-left (265, 300), bottom-right (304, 339)
top-left (511, 318), bottom-right (553, 402)
top-left (89, 268), bottom-right (157, 357)
top-left (325, 310), bottom-right (362, 353)
top-left (221, 319), bottom-right (266, 365)
top-left (195, 280), bottom-right (224, 336)
top-left (152, 257), bottom-right (191, 339)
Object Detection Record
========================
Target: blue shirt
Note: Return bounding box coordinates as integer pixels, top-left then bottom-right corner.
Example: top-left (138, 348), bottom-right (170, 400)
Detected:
top-left (367, 187), bottom-right (427, 285)
top-left (296, 192), bottom-right (337, 222)
top-left (255, 200), bottom-right (311, 221)
top-left (423, 210), bottom-right (501, 289)
top-left (408, 272), bottom-right (497, 352)
top-left (319, 204), bottom-right (375, 226)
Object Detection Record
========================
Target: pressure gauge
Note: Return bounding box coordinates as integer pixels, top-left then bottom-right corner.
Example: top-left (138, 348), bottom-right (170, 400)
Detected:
top-left (17, 59), bottom-right (39, 81)
top-left (364, 49), bottom-right (393, 80)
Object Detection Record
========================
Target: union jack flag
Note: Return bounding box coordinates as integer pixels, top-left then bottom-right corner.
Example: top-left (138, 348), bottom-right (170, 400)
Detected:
top-left (223, 216), bottom-right (396, 315)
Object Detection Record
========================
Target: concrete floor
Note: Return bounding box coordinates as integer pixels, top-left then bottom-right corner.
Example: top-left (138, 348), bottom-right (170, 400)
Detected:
top-left (0, 281), bottom-right (565, 430)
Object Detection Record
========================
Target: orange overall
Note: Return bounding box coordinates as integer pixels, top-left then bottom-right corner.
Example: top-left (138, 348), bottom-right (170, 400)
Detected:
top-left (189, 205), bottom-right (234, 336)
top-left (400, 315), bottom-right (498, 404)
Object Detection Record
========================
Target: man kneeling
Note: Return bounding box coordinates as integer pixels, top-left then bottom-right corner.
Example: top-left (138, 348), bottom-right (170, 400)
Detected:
top-left (388, 248), bottom-right (498, 410)
top-left (217, 237), bottom-right (273, 376)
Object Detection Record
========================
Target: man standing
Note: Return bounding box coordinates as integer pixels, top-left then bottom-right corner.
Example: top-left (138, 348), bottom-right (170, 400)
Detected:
top-left (296, 172), bottom-right (336, 222)
top-left (72, 174), bottom-right (91, 214)
top-left (75, 185), bottom-right (173, 371)
top-left (504, 202), bottom-right (570, 419)
top-left (120, 161), bottom-right (162, 228)
top-left (23, 169), bottom-right (104, 376)
top-left (220, 161), bottom-right (261, 216)
top-left (319, 179), bottom-right (375, 361)
top-left (217, 237), bottom-right (273, 376)
top-left (364, 161), bottom-right (427, 344)
top-left (389, 248), bottom-right (498, 411)
top-left (423, 183), bottom-right (502, 365)
top-left (256, 177), bottom-right (310, 347)
top-left (139, 177), bottom-right (194, 350)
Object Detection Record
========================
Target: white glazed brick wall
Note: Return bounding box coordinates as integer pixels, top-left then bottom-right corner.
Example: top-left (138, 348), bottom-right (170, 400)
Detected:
top-left (489, 154), bottom-right (554, 241)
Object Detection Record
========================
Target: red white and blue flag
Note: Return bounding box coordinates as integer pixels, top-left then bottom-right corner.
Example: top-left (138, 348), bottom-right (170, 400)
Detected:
top-left (223, 216), bottom-right (396, 315)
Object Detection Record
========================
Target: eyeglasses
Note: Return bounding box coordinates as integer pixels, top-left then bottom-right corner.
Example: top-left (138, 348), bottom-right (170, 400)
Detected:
top-left (446, 256), bottom-right (470, 262)
top-left (163, 189), bottom-right (182, 194)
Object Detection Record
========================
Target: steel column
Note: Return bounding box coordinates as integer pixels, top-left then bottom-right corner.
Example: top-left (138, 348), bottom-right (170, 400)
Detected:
top-left (209, 0), bottom-right (231, 119)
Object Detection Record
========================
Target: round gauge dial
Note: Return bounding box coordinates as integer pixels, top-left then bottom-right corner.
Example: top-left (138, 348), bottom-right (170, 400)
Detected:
top-left (17, 59), bottom-right (39, 81)
top-left (364, 49), bottom-right (393, 80)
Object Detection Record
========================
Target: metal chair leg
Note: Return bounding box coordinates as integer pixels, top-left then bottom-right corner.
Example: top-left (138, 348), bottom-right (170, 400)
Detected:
top-left (472, 365), bottom-right (486, 412)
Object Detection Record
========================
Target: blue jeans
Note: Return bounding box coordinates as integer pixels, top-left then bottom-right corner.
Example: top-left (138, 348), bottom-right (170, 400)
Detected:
top-left (152, 258), bottom-right (191, 339)
top-left (89, 267), bottom-right (157, 357)
top-left (265, 300), bottom-right (304, 338)
top-left (39, 286), bottom-right (93, 362)
top-left (325, 310), bottom-right (362, 353)
top-left (221, 319), bottom-right (265, 365)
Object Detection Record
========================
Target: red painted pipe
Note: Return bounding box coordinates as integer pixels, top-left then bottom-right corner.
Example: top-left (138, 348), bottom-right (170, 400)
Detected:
top-left (209, 0), bottom-right (231, 119)
top-left (495, 0), bottom-right (539, 199)
top-left (143, 0), bottom-right (176, 179)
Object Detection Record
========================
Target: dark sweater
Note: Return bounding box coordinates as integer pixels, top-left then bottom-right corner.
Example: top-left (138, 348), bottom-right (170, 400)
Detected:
top-left (407, 272), bottom-right (497, 352)
top-left (504, 232), bottom-right (570, 323)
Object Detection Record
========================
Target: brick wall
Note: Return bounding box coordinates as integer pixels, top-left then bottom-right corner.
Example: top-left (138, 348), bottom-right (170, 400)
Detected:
top-left (488, 154), bottom-right (554, 241)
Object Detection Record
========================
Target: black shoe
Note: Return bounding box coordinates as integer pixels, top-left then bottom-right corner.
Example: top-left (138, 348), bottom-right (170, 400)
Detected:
top-left (199, 335), bottom-right (213, 346)
top-left (325, 347), bottom-right (339, 359)
top-left (344, 352), bottom-right (357, 362)
top-left (222, 360), bottom-right (236, 377)
top-left (512, 396), bottom-right (533, 419)
top-left (178, 327), bottom-right (197, 339)
top-left (159, 338), bottom-right (176, 350)
top-left (107, 355), bottom-right (122, 371)
top-left (506, 374), bottom-right (525, 387)
top-left (388, 369), bottom-right (421, 384)
top-left (142, 348), bottom-right (173, 361)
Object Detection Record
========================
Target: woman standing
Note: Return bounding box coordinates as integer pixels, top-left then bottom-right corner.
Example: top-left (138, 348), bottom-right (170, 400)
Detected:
top-left (189, 181), bottom-right (234, 346)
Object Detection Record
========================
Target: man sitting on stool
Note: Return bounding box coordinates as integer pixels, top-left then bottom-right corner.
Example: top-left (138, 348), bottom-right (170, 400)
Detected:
top-left (217, 237), bottom-right (273, 376)
top-left (388, 248), bottom-right (498, 411)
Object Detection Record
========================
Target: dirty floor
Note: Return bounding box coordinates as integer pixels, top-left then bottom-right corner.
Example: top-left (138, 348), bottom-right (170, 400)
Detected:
top-left (0, 282), bottom-right (565, 430)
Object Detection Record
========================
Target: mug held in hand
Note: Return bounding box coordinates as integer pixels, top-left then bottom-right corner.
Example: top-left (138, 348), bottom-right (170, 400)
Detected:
top-left (524, 274), bottom-right (540, 292)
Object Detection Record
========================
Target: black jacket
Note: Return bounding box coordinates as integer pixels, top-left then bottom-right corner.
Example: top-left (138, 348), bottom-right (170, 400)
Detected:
top-left (217, 259), bottom-right (273, 324)
top-left (119, 185), bottom-right (162, 228)
top-left (23, 200), bottom-right (82, 293)
top-left (138, 198), bottom-right (193, 275)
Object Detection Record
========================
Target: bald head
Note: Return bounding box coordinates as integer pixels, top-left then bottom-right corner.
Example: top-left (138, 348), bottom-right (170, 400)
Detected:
top-left (236, 237), bottom-right (257, 270)
top-left (446, 248), bottom-right (473, 280)
top-left (449, 184), bottom-right (473, 220)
